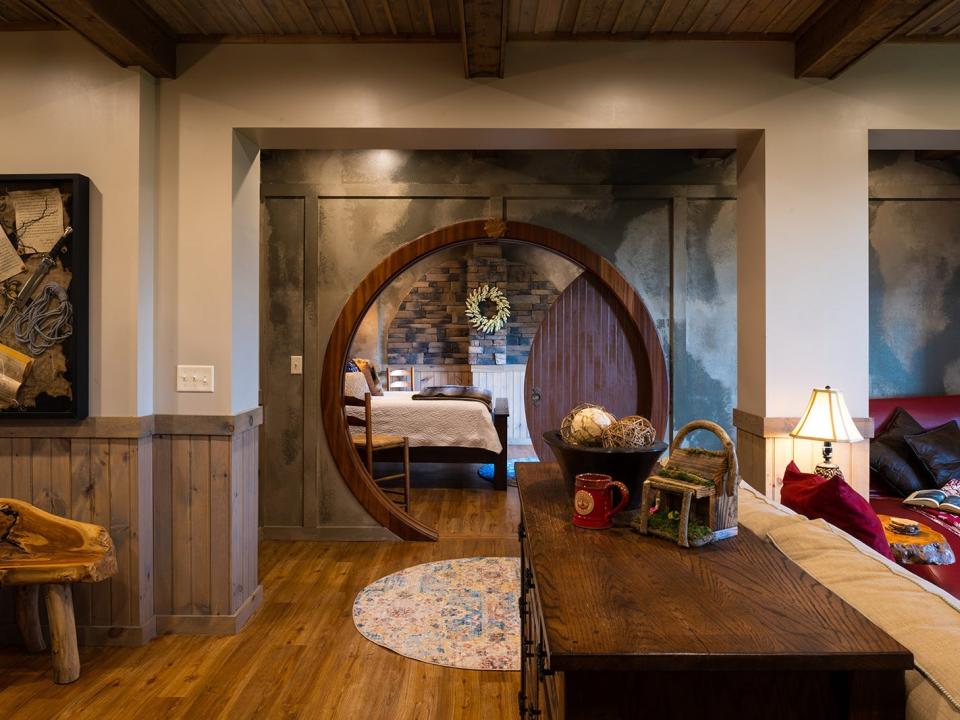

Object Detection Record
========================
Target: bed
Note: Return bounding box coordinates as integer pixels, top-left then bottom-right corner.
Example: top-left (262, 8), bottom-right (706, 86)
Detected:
top-left (347, 390), bottom-right (510, 490)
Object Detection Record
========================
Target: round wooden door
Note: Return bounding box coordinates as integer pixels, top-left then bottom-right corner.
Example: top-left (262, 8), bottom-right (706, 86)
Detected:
top-left (525, 272), bottom-right (655, 461)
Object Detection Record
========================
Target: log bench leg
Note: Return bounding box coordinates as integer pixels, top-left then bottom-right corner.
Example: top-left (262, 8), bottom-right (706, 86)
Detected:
top-left (15, 585), bottom-right (46, 653)
top-left (44, 584), bottom-right (80, 684)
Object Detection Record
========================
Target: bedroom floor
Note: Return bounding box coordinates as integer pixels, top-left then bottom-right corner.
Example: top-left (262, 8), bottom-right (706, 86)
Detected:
top-left (374, 444), bottom-right (533, 535)
top-left (0, 473), bottom-right (524, 719)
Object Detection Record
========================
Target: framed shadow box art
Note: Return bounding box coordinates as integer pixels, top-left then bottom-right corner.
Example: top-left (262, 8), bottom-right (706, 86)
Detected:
top-left (0, 174), bottom-right (88, 420)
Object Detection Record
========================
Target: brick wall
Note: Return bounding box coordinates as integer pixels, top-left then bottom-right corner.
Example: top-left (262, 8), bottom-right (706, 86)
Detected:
top-left (387, 246), bottom-right (559, 365)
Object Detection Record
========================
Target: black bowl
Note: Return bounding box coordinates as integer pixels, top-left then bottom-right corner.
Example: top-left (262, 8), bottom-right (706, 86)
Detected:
top-left (542, 430), bottom-right (668, 510)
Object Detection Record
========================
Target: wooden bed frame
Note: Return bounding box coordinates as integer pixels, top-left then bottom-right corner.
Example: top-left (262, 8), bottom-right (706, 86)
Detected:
top-left (373, 398), bottom-right (510, 490)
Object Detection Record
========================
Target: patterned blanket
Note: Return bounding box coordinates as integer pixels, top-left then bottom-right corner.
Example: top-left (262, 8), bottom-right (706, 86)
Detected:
top-left (911, 478), bottom-right (960, 539)
top-left (412, 385), bottom-right (493, 410)
top-left (913, 507), bottom-right (960, 539)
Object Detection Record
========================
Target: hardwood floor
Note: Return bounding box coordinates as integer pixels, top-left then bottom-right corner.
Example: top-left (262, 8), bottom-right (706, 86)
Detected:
top-left (0, 460), bottom-right (527, 718)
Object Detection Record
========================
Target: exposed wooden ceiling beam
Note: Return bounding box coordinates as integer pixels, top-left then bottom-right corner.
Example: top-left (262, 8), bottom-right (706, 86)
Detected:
top-left (458, 0), bottom-right (508, 78)
top-left (795, 0), bottom-right (938, 78)
top-left (36, 0), bottom-right (177, 78)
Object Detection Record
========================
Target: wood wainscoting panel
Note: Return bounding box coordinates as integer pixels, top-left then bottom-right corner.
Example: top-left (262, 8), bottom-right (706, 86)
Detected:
top-left (733, 409), bottom-right (873, 502)
top-left (0, 409), bottom-right (261, 648)
top-left (153, 417), bottom-right (262, 634)
top-left (0, 434), bottom-right (154, 646)
top-left (470, 364), bottom-right (529, 443)
top-left (408, 364), bottom-right (474, 389)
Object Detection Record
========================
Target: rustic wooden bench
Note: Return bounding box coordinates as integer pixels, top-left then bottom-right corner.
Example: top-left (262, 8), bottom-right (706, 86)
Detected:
top-left (0, 499), bottom-right (117, 683)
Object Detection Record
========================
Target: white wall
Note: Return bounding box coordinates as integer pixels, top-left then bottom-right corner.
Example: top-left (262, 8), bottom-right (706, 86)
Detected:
top-left (5, 34), bottom-right (960, 430)
top-left (0, 34), bottom-right (154, 417)
top-left (148, 39), bottom-right (960, 420)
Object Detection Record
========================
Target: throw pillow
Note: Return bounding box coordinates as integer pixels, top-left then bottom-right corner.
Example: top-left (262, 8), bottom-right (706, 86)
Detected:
top-left (870, 406), bottom-right (931, 497)
top-left (344, 359), bottom-right (360, 373)
top-left (905, 421), bottom-right (960, 488)
top-left (353, 358), bottom-right (384, 396)
top-left (344, 371), bottom-right (369, 400)
top-left (780, 461), bottom-right (894, 560)
top-left (869, 443), bottom-right (929, 497)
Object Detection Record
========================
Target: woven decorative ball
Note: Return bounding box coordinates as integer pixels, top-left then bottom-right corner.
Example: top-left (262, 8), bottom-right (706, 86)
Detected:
top-left (566, 406), bottom-right (617, 447)
top-left (601, 415), bottom-right (657, 449)
top-left (560, 403), bottom-right (601, 444)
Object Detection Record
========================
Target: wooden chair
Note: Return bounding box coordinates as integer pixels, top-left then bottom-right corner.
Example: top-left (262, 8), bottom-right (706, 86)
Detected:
top-left (386, 366), bottom-right (415, 391)
top-left (0, 498), bottom-right (117, 684)
top-left (345, 392), bottom-right (411, 512)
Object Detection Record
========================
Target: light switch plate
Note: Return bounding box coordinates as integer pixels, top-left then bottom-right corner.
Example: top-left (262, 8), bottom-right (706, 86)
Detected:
top-left (290, 355), bottom-right (303, 375)
top-left (177, 365), bottom-right (215, 393)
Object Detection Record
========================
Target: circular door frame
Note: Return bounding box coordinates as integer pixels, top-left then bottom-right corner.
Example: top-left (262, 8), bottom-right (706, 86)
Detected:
top-left (321, 219), bottom-right (668, 541)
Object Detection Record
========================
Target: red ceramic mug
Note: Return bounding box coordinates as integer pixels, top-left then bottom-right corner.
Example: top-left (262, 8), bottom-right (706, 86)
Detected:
top-left (572, 473), bottom-right (630, 530)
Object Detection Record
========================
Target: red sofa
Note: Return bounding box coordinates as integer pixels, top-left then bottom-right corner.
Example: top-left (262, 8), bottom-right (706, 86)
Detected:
top-left (869, 394), bottom-right (960, 599)
top-left (870, 394), bottom-right (960, 435)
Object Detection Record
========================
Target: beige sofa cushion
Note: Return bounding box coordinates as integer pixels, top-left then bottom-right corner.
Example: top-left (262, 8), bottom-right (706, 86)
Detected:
top-left (737, 480), bottom-right (806, 538)
top-left (768, 518), bottom-right (960, 718)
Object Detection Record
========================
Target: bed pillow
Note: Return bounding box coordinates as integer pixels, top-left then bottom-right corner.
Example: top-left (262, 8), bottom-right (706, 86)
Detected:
top-left (905, 421), bottom-right (960, 488)
top-left (344, 371), bottom-right (369, 400)
top-left (780, 461), bottom-right (893, 560)
top-left (870, 406), bottom-right (931, 496)
top-left (353, 358), bottom-right (384, 396)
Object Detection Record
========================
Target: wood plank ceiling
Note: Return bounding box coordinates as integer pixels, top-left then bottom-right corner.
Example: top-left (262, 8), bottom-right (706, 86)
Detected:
top-left (3, 0), bottom-right (959, 79)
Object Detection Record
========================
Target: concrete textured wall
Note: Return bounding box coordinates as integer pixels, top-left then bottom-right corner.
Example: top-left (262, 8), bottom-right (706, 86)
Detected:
top-left (869, 151), bottom-right (960, 398)
top-left (262, 149), bottom-right (738, 446)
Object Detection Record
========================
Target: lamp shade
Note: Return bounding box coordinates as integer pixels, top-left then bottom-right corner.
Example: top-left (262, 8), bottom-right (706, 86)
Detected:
top-left (790, 387), bottom-right (864, 443)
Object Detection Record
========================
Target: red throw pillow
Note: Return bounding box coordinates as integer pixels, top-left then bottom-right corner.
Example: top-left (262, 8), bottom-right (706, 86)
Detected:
top-left (780, 461), bottom-right (894, 560)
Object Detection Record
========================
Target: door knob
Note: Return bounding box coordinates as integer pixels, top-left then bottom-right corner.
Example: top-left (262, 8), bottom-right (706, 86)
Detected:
top-left (531, 388), bottom-right (542, 405)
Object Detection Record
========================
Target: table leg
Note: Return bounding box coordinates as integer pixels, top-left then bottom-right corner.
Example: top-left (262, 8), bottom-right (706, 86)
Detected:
top-left (848, 670), bottom-right (906, 720)
top-left (44, 584), bottom-right (80, 684)
top-left (15, 585), bottom-right (45, 653)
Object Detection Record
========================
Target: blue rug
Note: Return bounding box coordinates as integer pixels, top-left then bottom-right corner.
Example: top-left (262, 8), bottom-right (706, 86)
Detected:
top-left (478, 457), bottom-right (538, 485)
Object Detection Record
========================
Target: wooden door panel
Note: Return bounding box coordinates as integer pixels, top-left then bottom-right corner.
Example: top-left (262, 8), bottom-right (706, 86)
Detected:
top-left (259, 198), bottom-right (305, 527)
top-left (525, 272), bottom-right (651, 461)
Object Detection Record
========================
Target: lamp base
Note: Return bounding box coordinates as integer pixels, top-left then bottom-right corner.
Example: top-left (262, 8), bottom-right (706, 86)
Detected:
top-left (815, 463), bottom-right (844, 481)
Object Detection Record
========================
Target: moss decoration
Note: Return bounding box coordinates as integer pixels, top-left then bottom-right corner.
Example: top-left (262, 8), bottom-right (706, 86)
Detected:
top-left (636, 510), bottom-right (714, 544)
top-left (656, 467), bottom-right (715, 488)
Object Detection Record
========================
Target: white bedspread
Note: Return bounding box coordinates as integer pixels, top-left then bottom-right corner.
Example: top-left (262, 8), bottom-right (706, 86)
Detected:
top-left (348, 391), bottom-right (502, 454)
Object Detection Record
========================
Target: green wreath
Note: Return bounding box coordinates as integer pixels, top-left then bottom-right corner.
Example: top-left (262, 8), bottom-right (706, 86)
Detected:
top-left (464, 284), bottom-right (511, 334)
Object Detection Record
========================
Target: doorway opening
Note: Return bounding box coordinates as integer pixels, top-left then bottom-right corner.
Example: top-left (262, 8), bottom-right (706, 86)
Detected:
top-left (259, 148), bottom-right (737, 543)
top-left (322, 219), bottom-right (668, 540)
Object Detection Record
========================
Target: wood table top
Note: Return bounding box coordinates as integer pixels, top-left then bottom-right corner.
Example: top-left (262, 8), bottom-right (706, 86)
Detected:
top-left (517, 463), bottom-right (913, 673)
top-left (878, 513), bottom-right (956, 566)
top-left (878, 513), bottom-right (950, 547)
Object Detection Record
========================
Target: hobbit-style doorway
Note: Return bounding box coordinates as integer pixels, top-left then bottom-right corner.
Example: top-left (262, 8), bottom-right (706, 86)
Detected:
top-left (321, 220), bottom-right (668, 541)
top-left (260, 149), bottom-right (736, 544)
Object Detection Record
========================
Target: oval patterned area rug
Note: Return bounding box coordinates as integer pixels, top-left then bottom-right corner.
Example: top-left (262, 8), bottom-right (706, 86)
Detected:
top-left (353, 556), bottom-right (521, 671)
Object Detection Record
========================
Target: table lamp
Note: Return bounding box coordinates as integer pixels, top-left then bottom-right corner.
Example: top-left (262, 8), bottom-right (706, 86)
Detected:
top-left (789, 386), bottom-right (863, 480)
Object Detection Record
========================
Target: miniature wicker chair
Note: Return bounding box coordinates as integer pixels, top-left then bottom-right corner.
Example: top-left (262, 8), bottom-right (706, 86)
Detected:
top-left (635, 420), bottom-right (739, 547)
